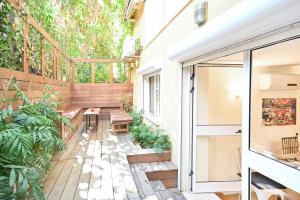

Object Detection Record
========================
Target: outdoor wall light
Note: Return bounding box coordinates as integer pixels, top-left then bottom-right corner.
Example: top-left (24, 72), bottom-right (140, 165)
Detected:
top-left (194, 1), bottom-right (208, 26)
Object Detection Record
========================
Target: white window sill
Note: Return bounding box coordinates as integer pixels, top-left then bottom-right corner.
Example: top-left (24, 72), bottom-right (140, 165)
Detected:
top-left (143, 113), bottom-right (161, 126)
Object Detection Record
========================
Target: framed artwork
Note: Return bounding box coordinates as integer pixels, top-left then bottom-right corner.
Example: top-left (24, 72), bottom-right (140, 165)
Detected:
top-left (262, 98), bottom-right (296, 126)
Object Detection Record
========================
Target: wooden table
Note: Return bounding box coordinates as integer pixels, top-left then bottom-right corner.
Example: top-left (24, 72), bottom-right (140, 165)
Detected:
top-left (110, 110), bottom-right (132, 133)
top-left (83, 108), bottom-right (100, 132)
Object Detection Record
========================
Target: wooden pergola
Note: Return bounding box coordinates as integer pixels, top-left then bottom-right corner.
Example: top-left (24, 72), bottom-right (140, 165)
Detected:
top-left (71, 56), bottom-right (140, 84)
top-left (6, 0), bottom-right (139, 84)
top-left (1, 0), bottom-right (139, 112)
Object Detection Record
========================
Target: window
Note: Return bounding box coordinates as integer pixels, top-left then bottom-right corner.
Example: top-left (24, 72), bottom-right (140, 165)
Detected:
top-left (250, 37), bottom-right (300, 171)
top-left (144, 73), bottom-right (160, 120)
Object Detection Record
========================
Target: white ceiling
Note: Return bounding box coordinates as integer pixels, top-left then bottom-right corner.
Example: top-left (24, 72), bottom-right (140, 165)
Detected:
top-left (201, 38), bottom-right (300, 69)
top-left (253, 38), bottom-right (300, 68)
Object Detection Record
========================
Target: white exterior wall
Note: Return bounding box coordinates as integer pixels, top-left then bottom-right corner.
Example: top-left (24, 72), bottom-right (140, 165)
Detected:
top-left (132, 0), bottom-right (241, 192)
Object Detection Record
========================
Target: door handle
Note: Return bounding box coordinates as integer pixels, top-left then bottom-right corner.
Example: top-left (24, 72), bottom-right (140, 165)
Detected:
top-left (235, 129), bottom-right (242, 134)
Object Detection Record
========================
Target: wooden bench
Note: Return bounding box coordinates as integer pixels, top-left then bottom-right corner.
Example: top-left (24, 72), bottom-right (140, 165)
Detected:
top-left (111, 109), bottom-right (132, 133)
top-left (71, 102), bottom-right (123, 120)
top-left (58, 102), bottom-right (128, 142)
top-left (59, 107), bottom-right (84, 144)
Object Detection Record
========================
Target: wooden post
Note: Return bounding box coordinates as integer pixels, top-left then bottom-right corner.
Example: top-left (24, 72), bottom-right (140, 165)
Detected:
top-left (72, 63), bottom-right (76, 82)
top-left (127, 62), bottom-right (132, 84)
top-left (109, 62), bottom-right (113, 83)
top-left (41, 38), bottom-right (46, 77)
top-left (66, 59), bottom-right (70, 82)
top-left (23, 18), bottom-right (29, 73)
top-left (53, 48), bottom-right (57, 79)
top-left (91, 63), bottom-right (95, 83)
top-left (60, 55), bottom-right (63, 81)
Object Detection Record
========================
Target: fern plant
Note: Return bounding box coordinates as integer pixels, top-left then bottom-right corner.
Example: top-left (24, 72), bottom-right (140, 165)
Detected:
top-left (0, 79), bottom-right (69, 199)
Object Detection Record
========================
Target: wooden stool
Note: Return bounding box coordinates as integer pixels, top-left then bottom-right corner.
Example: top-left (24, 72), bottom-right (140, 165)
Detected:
top-left (110, 110), bottom-right (132, 133)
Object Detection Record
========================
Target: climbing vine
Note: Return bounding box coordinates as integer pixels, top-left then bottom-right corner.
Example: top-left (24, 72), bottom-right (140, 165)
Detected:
top-left (0, 0), bottom-right (133, 82)
top-left (0, 1), bottom-right (23, 70)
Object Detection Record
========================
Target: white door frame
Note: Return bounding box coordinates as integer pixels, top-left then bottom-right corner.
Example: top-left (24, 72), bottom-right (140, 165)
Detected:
top-left (180, 24), bottom-right (300, 199)
top-left (180, 65), bottom-right (194, 192)
top-left (191, 66), bottom-right (242, 193)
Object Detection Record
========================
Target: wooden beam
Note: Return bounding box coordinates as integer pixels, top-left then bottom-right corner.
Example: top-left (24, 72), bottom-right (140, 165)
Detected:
top-left (27, 15), bottom-right (68, 58)
top-left (91, 63), bottom-right (95, 83)
top-left (23, 18), bottom-right (29, 74)
top-left (127, 63), bottom-right (131, 84)
top-left (109, 63), bottom-right (113, 83)
top-left (53, 48), bottom-right (57, 79)
top-left (5, 0), bottom-right (22, 11)
top-left (72, 63), bottom-right (76, 82)
top-left (146, 169), bottom-right (178, 181)
top-left (161, 178), bottom-right (178, 189)
top-left (60, 55), bottom-right (63, 81)
top-left (66, 60), bottom-right (70, 82)
top-left (72, 58), bottom-right (122, 63)
top-left (127, 150), bottom-right (171, 164)
top-left (5, 0), bottom-right (71, 77)
top-left (41, 38), bottom-right (46, 77)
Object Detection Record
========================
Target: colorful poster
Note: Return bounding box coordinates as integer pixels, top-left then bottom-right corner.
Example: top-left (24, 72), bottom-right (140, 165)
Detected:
top-left (262, 98), bottom-right (296, 126)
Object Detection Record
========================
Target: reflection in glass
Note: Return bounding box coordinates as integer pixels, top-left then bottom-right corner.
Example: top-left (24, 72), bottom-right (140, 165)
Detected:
top-left (250, 38), bottom-right (300, 170)
top-left (149, 76), bottom-right (155, 114)
top-left (196, 67), bottom-right (243, 125)
top-left (250, 170), bottom-right (300, 200)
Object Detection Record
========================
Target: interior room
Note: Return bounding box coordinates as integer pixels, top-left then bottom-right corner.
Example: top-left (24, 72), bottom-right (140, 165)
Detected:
top-left (194, 52), bottom-right (243, 192)
top-left (250, 37), bottom-right (300, 170)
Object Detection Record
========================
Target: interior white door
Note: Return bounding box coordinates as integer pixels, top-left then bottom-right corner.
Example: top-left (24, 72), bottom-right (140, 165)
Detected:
top-left (192, 66), bottom-right (243, 193)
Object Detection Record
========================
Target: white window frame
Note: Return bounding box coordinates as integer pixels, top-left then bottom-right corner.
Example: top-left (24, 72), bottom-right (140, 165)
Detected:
top-left (143, 71), bottom-right (161, 125)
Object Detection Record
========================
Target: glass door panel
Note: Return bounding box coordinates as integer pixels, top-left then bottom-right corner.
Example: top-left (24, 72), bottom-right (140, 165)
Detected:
top-left (196, 135), bottom-right (241, 182)
top-left (192, 54), bottom-right (243, 193)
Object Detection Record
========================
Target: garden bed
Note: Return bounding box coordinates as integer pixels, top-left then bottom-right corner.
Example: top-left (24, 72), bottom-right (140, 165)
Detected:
top-left (129, 110), bottom-right (172, 153)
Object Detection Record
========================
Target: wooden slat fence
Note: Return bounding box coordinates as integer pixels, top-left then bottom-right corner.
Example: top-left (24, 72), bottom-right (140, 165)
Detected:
top-left (70, 83), bottom-right (133, 108)
top-left (0, 68), bottom-right (71, 110)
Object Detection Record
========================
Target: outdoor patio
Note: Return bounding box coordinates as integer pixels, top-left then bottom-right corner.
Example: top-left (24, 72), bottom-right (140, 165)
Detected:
top-left (0, 1), bottom-right (183, 199)
top-left (44, 120), bottom-right (185, 200)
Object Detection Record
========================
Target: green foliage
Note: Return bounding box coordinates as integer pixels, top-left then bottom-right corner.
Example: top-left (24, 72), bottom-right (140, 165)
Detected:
top-left (0, 79), bottom-right (68, 199)
top-left (0, 0), bottom-right (133, 82)
top-left (76, 63), bottom-right (92, 83)
top-left (114, 63), bottom-right (128, 83)
top-left (0, 1), bottom-right (23, 70)
top-left (134, 38), bottom-right (142, 56)
top-left (122, 95), bottom-right (133, 113)
top-left (28, 28), bottom-right (42, 75)
top-left (95, 63), bottom-right (110, 83)
top-left (129, 110), bottom-right (171, 153)
top-left (129, 109), bottom-right (143, 128)
top-left (26, 0), bottom-right (133, 82)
